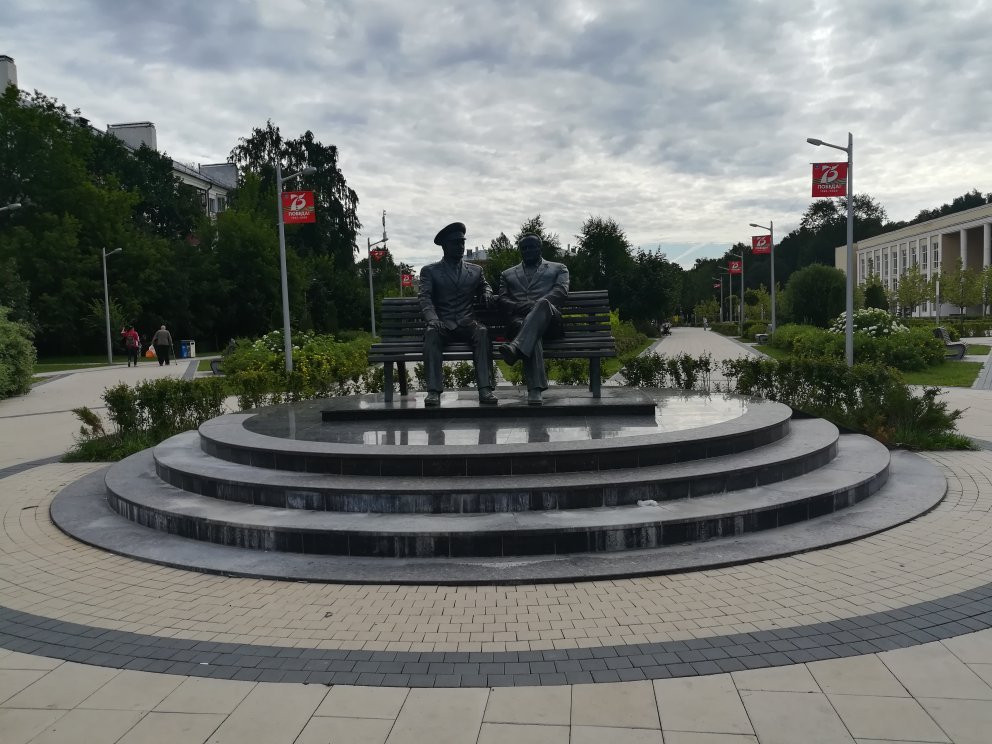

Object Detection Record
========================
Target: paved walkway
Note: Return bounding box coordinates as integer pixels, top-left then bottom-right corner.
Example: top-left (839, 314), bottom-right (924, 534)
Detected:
top-left (3, 332), bottom-right (992, 742)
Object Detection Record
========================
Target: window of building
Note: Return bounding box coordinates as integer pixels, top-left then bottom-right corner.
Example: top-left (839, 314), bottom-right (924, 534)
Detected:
top-left (933, 240), bottom-right (940, 269)
top-left (883, 253), bottom-right (889, 276)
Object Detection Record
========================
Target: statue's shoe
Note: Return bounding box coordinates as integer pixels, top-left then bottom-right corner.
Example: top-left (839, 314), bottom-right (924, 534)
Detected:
top-left (497, 343), bottom-right (520, 365)
top-left (479, 388), bottom-right (499, 405)
top-left (424, 391), bottom-right (441, 407)
top-left (527, 388), bottom-right (543, 406)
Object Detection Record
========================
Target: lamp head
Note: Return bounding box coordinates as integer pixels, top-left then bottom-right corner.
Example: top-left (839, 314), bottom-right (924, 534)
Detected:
top-left (806, 138), bottom-right (823, 146)
top-left (748, 223), bottom-right (760, 228)
top-left (2, 202), bottom-right (22, 212)
top-left (300, 167), bottom-right (317, 176)
top-left (106, 248), bottom-right (122, 256)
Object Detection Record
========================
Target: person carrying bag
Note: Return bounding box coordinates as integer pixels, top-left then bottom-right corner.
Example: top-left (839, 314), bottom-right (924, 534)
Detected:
top-left (151, 324), bottom-right (173, 366)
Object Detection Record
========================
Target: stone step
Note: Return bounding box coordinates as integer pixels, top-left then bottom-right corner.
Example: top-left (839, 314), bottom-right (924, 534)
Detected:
top-left (151, 418), bottom-right (840, 513)
top-left (105, 434), bottom-right (888, 558)
top-left (196, 397), bottom-right (795, 477)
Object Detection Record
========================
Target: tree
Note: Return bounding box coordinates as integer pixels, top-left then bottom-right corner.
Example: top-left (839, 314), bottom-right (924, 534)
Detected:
top-left (693, 298), bottom-right (719, 325)
top-left (571, 216), bottom-right (636, 317)
top-left (229, 121), bottom-right (363, 332)
top-left (862, 277), bottom-right (888, 310)
top-left (512, 215), bottom-right (566, 261)
top-left (482, 232), bottom-right (516, 289)
top-left (783, 264), bottom-right (846, 327)
top-left (981, 264), bottom-right (992, 317)
top-left (940, 258), bottom-right (982, 324)
top-left (895, 264), bottom-right (931, 317)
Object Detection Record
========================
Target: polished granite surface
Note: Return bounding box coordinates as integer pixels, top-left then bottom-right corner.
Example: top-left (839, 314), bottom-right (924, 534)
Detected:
top-left (244, 390), bottom-right (749, 447)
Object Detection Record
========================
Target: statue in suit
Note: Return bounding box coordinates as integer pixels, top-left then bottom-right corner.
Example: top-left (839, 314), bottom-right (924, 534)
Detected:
top-left (419, 222), bottom-right (497, 407)
top-left (497, 234), bottom-right (570, 406)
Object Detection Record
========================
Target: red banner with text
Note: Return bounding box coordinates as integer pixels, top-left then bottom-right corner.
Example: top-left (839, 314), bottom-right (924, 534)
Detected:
top-left (728, 260), bottom-right (742, 275)
top-left (751, 235), bottom-right (771, 254)
top-left (370, 248), bottom-right (387, 261)
top-left (811, 162), bottom-right (848, 197)
top-left (281, 191), bottom-right (316, 223)
top-left (401, 273), bottom-right (414, 288)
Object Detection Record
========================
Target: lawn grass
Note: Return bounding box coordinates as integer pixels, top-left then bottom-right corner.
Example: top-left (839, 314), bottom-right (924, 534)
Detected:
top-left (966, 344), bottom-right (990, 356)
top-left (900, 361), bottom-right (983, 387)
top-left (198, 359), bottom-right (215, 372)
top-left (756, 345), bottom-right (981, 387)
top-left (35, 355), bottom-right (118, 373)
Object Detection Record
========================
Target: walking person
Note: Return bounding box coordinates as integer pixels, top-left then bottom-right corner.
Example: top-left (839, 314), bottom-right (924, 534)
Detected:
top-left (151, 324), bottom-right (173, 366)
top-left (120, 324), bottom-right (141, 367)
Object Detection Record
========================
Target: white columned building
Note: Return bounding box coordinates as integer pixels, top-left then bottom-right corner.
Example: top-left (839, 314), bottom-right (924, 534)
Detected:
top-left (836, 202), bottom-right (992, 317)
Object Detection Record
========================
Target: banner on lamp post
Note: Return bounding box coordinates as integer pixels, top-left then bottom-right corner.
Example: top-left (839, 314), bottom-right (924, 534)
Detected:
top-left (713, 282), bottom-right (721, 289)
top-left (751, 235), bottom-right (771, 254)
top-left (281, 191), bottom-right (316, 223)
top-left (728, 260), bottom-right (742, 275)
top-left (370, 248), bottom-right (387, 261)
top-left (401, 273), bottom-right (414, 288)
top-left (811, 162), bottom-right (848, 197)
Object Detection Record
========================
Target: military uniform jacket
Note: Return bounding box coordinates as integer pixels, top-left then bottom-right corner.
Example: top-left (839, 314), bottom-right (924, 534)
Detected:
top-left (498, 260), bottom-right (570, 318)
top-left (419, 260), bottom-right (492, 330)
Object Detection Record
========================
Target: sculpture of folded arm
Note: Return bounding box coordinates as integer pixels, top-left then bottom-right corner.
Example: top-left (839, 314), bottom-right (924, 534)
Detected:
top-left (497, 234), bottom-right (570, 406)
top-left (418, 222), bottom-right (497, 407)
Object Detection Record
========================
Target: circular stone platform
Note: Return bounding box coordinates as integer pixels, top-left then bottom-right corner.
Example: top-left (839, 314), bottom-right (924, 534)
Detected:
top-left (50, 387), bottom-right (946, 584)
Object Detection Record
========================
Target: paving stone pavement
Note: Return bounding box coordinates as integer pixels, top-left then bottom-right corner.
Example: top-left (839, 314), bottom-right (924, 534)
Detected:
top-left (4, 329), bottom-right (992, 740)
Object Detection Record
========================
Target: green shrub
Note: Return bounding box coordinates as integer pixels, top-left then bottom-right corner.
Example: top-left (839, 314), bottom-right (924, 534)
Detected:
top-left (770, 322), bottom-right (944, 371)
top-left (611, 311), bottom-right (649, 358)
top-left (743, 322), bottom-right (769, 341)
top-left (719, 356), bottom-right (969, 449)
top-left (66, 377), bottom-right (229, 461)
top-left (223, 331), bottom-right (373, 404)
top-left (620, 352), bottom-right (713, 390)
top-left (0, 305), bottom-right (36, 399)
top-left (710, 322), bottom-right (739, 336)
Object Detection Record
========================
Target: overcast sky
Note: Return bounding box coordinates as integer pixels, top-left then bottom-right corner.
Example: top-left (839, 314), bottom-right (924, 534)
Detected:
top-left (6, 0), bottom-right (992, 269)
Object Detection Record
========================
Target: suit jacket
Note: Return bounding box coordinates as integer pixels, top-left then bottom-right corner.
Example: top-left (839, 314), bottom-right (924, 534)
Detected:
top-left (419, 260), bottom-right (492, 330)
top-left (498, 260), bottom-right (569, 318)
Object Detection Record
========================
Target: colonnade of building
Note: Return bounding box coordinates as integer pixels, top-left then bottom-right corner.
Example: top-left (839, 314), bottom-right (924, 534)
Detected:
top-left (840, 203), bottom-right (992, 317)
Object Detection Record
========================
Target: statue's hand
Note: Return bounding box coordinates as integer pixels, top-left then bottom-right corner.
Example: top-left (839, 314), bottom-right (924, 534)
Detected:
top-left (426, 319), bottom-right (443, 331)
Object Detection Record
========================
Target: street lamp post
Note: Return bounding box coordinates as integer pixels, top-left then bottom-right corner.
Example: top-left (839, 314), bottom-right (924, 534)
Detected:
top-left (729, 252), bottom-right (744, 336)
top-left (712, 275), bottom-right (724, 323)
top-left (749, 221), bottom-right (776, 332)
top-left (275, 163), bottom-right (317, 373)
top-left (808, 133), bottom-right (854, 365)
top-left (101, 247), bottom-right (122, 365)
top-left (367, 211), bottom-right (388, 337)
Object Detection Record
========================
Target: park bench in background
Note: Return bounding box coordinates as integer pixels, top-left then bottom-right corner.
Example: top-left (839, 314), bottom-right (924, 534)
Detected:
top-left (933, 327), bottom-right (966, 359)
top-left (369, 290), bottom-right (616, 402)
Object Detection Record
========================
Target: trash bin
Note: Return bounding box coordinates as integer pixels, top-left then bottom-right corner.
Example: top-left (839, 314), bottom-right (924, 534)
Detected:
top-left (179, 340), bottom-right (196, 359)
top-left (187, 340), bottom-right (196, 358)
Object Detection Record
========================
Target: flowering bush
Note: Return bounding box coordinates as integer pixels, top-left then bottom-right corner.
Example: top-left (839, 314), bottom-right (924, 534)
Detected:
top-left (223, 330), bottom-right (375, 408)
top-left (770, 321), bottom-right (943, 371)
top-left (829, 308), bottom-right (908, 337)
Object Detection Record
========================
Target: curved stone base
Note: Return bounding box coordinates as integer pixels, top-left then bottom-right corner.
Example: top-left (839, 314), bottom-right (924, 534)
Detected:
top-left (51, 449), bottom-right (945, 584)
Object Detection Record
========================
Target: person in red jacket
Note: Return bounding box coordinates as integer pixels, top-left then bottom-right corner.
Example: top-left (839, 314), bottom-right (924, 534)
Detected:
top-left (120, 324), bottom-right (141, 367)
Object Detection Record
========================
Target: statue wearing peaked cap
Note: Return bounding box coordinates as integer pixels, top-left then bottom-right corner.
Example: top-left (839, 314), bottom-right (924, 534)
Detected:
top-left (418, 222), bottom-right (497, 407)
top-left (497, 234), bottom-right (569, 406)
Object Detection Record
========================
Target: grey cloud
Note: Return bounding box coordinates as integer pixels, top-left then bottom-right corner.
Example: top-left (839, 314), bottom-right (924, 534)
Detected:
top-left (5, 0), bottom-right (992, 268)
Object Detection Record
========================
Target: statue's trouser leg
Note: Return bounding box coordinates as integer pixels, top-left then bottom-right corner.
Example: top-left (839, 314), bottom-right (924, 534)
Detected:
top-left (511, 299), bottom-right (557, 390)
top-left (467, 324), bottom-right (493, 390)
top-left (423, 327), bottom-right (445, 392)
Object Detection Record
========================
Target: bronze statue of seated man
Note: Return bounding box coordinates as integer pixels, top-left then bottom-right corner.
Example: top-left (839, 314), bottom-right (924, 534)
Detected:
top-left (418, 222), bottom-right (498, 407)
top-left (497, 234), bottom-right (570, 406)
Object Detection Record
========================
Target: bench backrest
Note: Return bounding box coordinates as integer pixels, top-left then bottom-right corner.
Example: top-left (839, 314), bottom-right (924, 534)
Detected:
top-left (380, 290), bottom-right (611, 343)
top-left (933, 327), bottom-right (952, 344)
